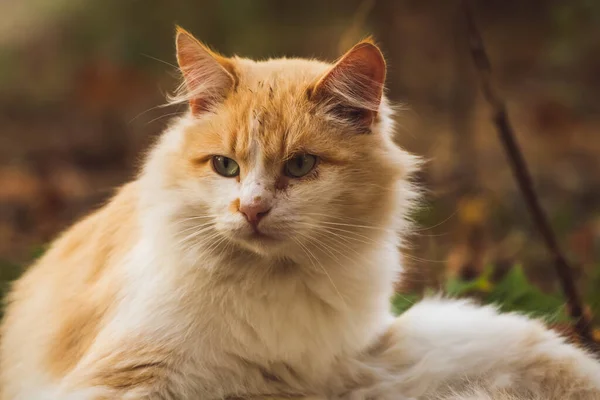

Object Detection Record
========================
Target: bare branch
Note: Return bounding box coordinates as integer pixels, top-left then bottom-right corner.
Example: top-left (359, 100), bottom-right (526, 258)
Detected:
top-left (461, 0), bottom-right (596, 350)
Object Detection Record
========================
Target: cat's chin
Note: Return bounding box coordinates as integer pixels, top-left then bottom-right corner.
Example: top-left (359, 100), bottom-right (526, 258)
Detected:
top-left (228, 229), bottom-right (293, 256)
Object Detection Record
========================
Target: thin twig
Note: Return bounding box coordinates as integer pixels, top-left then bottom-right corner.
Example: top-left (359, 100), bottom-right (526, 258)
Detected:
top-left (461, 0), bottom-right (595, 348)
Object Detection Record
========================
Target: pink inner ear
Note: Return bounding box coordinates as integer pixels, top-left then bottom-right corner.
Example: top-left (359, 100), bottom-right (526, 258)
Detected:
top-left (336, 42), bottom-right (386, 86)
top-left (313, 41), bottom-right (386, 128)
top-left (175, 28), bottom-right (235, 115)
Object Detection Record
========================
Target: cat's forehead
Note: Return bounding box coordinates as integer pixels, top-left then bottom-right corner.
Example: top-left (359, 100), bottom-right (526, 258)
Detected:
top-left (218, 58), bottom-right (340, 163)
top-left (232, 57), bottom-right (331, 90)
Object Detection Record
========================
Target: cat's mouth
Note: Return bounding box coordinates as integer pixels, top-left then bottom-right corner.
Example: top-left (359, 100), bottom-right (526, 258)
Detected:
top-left (227, 220), bottom-right (290, 249)
top-left (246, 229), bottom-right (277, 242)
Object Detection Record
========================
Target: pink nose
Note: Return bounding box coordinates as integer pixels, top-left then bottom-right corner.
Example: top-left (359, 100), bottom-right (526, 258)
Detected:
top-left (239, 202), bottom-right (271, 226)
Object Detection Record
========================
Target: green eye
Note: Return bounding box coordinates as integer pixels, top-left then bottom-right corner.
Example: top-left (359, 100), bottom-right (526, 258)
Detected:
top-left (212, 156), bottom-right (240, 177)
top-left (284, 154), bottom-right (317, 178)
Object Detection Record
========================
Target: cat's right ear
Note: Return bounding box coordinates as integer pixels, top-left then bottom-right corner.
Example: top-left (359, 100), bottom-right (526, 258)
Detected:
top-left (174, 27), bottom-right (235, 115)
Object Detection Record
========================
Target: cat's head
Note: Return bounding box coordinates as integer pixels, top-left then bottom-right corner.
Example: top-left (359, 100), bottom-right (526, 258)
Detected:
top-left (142, 28), bottom-right (419, 262)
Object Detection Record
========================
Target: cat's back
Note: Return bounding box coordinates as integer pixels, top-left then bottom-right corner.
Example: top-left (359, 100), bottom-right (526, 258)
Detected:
top-left (0, 182), bottom-right (139, 399)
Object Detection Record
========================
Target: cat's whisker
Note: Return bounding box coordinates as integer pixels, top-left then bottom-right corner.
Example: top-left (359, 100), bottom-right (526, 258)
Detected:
top-left (175, 215), bottom-right (218, 223)
top-left (221, 240), bottom-right (235, 263)
top-left (141, 53), bottom-right (179, 69)
top-left (294, 231), bottom-right (340, 261)
top-left (184, 233), bottom-right (227, 266)
top-left (129, 103), bottom-right (170, 124)
top-left (146, 111), bottom-right (187, 125)
top-left (318, 233), bottom-right (367, 259)
top-left (299, 218), bottom-right (396, 233)
top-left (291, 236), bottom-right (347, 310)
top-left (290, 237), bottom-right (317, 273)
top-left (176, 220), bottom-right (216, 229)
top-left (410, 209), bottom-right (458, 232)
top-left (295, 221), bottom-right (386, 246)
top-left (202, 233), bottom-right (230, 258)
top-left (400, 253), bottom-right (446, 264)
top-left (191, 233), bottom-right (223, 248)
top-left (176, 226), bottom-right (217, 245)
top-left (410, 231), bottom-right (451, 238)
top-left (294, 224), bottom-right (372, 260)
top-left (295, 230), bottom-right (357, 268)
top-left (299, 211), bottom-right (396, 227)
top-left (179, 232), bottom-right (222, 255)
top-left (176, 223), bottom-right (216, 237)
top-left (294, 221), bottom-right (373, 247)
top-left (294, 212), bottom-right (372, 223)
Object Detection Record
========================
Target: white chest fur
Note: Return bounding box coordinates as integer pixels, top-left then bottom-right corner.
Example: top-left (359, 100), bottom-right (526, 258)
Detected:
top-left (106, 234), bottom-right (400, 396)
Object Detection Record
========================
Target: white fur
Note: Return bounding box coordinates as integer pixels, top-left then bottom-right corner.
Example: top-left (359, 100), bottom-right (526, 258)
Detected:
top-left (340, 299), bottom-right (600, 399)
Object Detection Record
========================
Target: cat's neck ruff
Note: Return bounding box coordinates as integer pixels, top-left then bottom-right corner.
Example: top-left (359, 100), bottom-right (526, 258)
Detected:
top-left (137, 196), bottom-right (401, 298)
top-left (121, 196), bottom-right (400, 370)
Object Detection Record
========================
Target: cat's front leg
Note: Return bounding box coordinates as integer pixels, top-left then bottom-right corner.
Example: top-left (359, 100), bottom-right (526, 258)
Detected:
top-left (53, 344), bottom-right (193, 400)
top-left (337, 298), bottom-right (600, 399)
top-left (56, 380), bottom-right (176, 400)
top-left (56, 381), bottom-right (184, 400)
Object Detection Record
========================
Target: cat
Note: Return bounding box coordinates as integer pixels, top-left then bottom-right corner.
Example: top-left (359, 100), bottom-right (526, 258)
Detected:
top-left (1, 27), bottom-right (599, 400)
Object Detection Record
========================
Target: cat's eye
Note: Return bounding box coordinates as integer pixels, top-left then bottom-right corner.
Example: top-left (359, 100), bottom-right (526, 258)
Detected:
top-left (212, 156), bottom-right (240, 177)
top-left (284, 154), bottom-right (317, 178)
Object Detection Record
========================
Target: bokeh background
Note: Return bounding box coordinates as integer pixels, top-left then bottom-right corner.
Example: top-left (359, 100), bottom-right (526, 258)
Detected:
top-left (1, 0), bottom-right (599, 337)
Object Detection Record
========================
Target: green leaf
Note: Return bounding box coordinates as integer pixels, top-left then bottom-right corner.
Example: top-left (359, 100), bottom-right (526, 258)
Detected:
top-left (391, 293), bottom-right (420, 315)
top-left (486, 265), bottom-right (569, 322)
top-left (585, 264), bottom-right (600, 325)
top-left (445, 265), bottom-right (494, 296)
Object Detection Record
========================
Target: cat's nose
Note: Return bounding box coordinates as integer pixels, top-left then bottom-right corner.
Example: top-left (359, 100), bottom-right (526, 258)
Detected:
top-left (239, 202), bottom-right (272, 227)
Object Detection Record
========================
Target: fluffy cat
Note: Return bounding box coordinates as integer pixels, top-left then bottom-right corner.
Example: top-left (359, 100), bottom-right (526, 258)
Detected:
top-left (1, 27), bottom-right (599, 400)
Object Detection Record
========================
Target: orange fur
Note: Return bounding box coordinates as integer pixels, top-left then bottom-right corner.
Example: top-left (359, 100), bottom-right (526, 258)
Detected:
top-left (229, 198), bottom-right (241, 213)
top-left (0, 183), bottom-right (138, 396)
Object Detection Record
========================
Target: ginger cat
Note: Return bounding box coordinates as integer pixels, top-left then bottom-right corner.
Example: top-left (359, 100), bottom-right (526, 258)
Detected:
top-left (1, 27), bottom-right (599, 400)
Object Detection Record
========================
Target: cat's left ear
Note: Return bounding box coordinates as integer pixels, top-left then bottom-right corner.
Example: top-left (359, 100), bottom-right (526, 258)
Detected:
top-left (312, 38), bottom-right (386, 131)
top-left (174, 27), bottom-right (236, 115)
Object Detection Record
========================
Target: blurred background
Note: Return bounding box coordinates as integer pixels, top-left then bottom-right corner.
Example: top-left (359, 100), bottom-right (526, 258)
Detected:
top-left (1, 0), bottom-right (599, 337)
